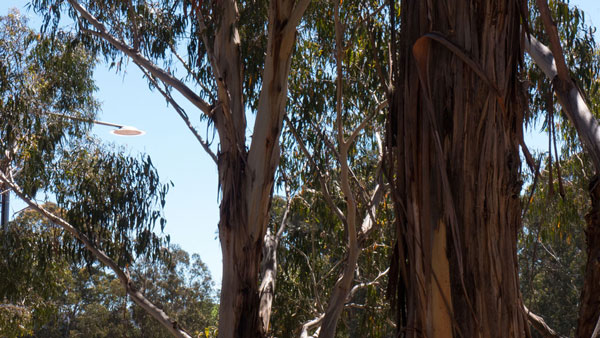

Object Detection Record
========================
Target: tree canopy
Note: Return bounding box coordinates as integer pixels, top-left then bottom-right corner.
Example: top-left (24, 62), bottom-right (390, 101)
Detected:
top-left (5, 0), bottom-right (600, 337)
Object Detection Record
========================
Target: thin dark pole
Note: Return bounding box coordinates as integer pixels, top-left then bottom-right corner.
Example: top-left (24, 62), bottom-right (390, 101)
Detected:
top-left (1, 190), bottom-right (8, 227)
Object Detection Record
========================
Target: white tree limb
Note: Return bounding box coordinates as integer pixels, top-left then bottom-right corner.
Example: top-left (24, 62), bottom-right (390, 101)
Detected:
top-left (524, 28), bottom-right (600, 172)
top-left (136, 65), bottom-right (218, 164)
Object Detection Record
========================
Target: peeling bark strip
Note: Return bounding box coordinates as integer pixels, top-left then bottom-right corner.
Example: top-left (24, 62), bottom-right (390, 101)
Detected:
top-left (387, 0), bottom-right (529, 337)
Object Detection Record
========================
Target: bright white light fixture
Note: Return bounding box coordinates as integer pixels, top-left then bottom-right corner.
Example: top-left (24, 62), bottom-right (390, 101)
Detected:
top-left (110, 126), bottom-right (146, 136)
top-left (42, 112), bottom-right (146, 137)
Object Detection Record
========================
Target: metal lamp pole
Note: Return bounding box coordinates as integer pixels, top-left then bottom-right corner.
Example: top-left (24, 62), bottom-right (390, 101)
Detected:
top-left (0, 113), bottom-right (145, 227)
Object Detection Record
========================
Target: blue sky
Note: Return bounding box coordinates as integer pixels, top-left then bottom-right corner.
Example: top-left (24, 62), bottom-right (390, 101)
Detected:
top-left (2, 0), bottom-right (599, 287)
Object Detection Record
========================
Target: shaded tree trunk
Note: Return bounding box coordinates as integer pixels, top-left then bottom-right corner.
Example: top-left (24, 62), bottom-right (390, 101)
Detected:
top-left (387, 0), bottom-right (530, 336)
top-left (577, 176), bottom-right (600, 338)
top-left (215, 1), bottom-right (308, 337)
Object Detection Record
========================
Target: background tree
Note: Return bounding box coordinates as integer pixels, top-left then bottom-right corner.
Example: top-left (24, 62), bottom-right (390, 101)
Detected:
top-left (1, 204), bottom-right (218, 337)
top-left (519, 155), bottom-right (588, 337)
top-left (0, 9), bottom-right (194, 337)
top-left (26, 0), bottom-right (312, 334)
top-left (521, 1), bottom-right (600, 336)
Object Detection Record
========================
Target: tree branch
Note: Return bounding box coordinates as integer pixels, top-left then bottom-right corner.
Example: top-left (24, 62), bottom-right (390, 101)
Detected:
top-left (346, 100), bottom-right (387, 147)
top-left (524, 32), bottom-right (600, 171)
top-left (67, 0), bottom-right (212, 116)
top-left (523, 304), bottom-right (565, 338)
top-left (282, 0), bottom-right (311, 37)
top-left (300, 313), bottom-right (325, 338)
top-left (0, 171), bottom-right (192, 338)
top-left (535, 0), bottom-right (570, 82)
top-left (283, 115), bottom-right (347, 226)
top-left (258, 185), bottom-right (294, 333)
top-left (136, 65), bottom-right (218, 164)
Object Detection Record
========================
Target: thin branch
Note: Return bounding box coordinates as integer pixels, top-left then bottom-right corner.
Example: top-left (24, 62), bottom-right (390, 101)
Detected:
top-left (522, 155), bottom-right (543, 218)
top-left (300, 313), bottom-right (325, 338)
top-left (67, 0), bottom-right (212, 116)
top-left (300, 268), bottom-right (389, 338)
top-left (346, 100), bottom-right (387, 146)
top-left (334, 0), bottom-right (345, 146)
top-left (136, 65), bottom-right (218, 164)
top-left (523, 304), bottom-right (566, 338)
top-left (0, 171), bottom-right (192, 338)
top-left (535, 0), bottom-right (571, 82)
top-left (347, 268), bottom-right (389, 300)
top-left (282, 0), bottom-right (311, 38)
top-left (168, 43), bottom-right (216, 103)
top-left (290, 245), bottom-right (323, 312)
top-left (284, 115), bottom-right (347, 225)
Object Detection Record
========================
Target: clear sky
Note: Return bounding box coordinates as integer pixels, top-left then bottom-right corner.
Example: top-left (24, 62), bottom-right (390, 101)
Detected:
top-left (1, 0), bottom-right (599, 287)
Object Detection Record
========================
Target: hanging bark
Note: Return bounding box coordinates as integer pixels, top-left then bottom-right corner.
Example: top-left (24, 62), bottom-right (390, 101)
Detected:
top-left (387, 0), bottom-right (529, 337)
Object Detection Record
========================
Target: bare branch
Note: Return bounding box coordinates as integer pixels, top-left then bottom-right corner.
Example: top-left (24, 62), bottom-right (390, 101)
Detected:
top-left (0, 171), bottom-right (192, 338)
top-left (67, 0), bottom-right (212, 116)
top-left (136, 65), bottom-right (218, 164)
top-left (535, 0), bottom-right (570, 82)
top-left (334, 1), bottom-right (345, 146)
top-left (523, 304), bottom-right (566, 338)
top-left (347, 268), bottom-right (389, 300)
top-left (300, 313), bottom-right (325, 338)
top-left (283, 115), bottom-right (347, 225)
top-left (346, 100), bottom-right (387, 147)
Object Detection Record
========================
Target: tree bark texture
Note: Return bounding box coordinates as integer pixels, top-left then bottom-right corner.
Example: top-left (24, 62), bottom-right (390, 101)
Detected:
top-left (215, 1), bottom-right (307, 337)
top-left (388, 1), bottom-right (530, 337)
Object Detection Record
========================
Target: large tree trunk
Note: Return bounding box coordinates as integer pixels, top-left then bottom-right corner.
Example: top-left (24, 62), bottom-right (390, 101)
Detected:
top-left (388, 0), bottom-right (530, 337)
top-left (215, 1), bottom-right (308, 337)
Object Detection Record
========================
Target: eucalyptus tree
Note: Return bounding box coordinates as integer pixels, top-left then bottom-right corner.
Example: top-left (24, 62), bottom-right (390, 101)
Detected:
top-left (384, 0), bottom-right (600, 336)
top-left (519, 155), bottom-right (589, 337)
top-left (0, 9), bottom-right (186, 337)
top-left (385, 0), bottom-right (530, 336)
top-left (1, 202), bottom-right (218, 338)
top-left (272, 1), bottom-right (392, 336)
top-left (522, 2), bottom-right (600, 336)
top-left (25, 0), bottom-right (312, 335)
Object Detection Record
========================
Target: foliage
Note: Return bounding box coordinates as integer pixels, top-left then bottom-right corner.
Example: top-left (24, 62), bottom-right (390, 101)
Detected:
top-left (269, 193), bottom-right (394, 338)
top-left (0, 204), bottom-right (218, 338)
top-left (518, 2), bottom-right (600, 334)
top-left (519, 154), bottom-right (589, 337)
top-left (0, 8), bottom-right (169, 270)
